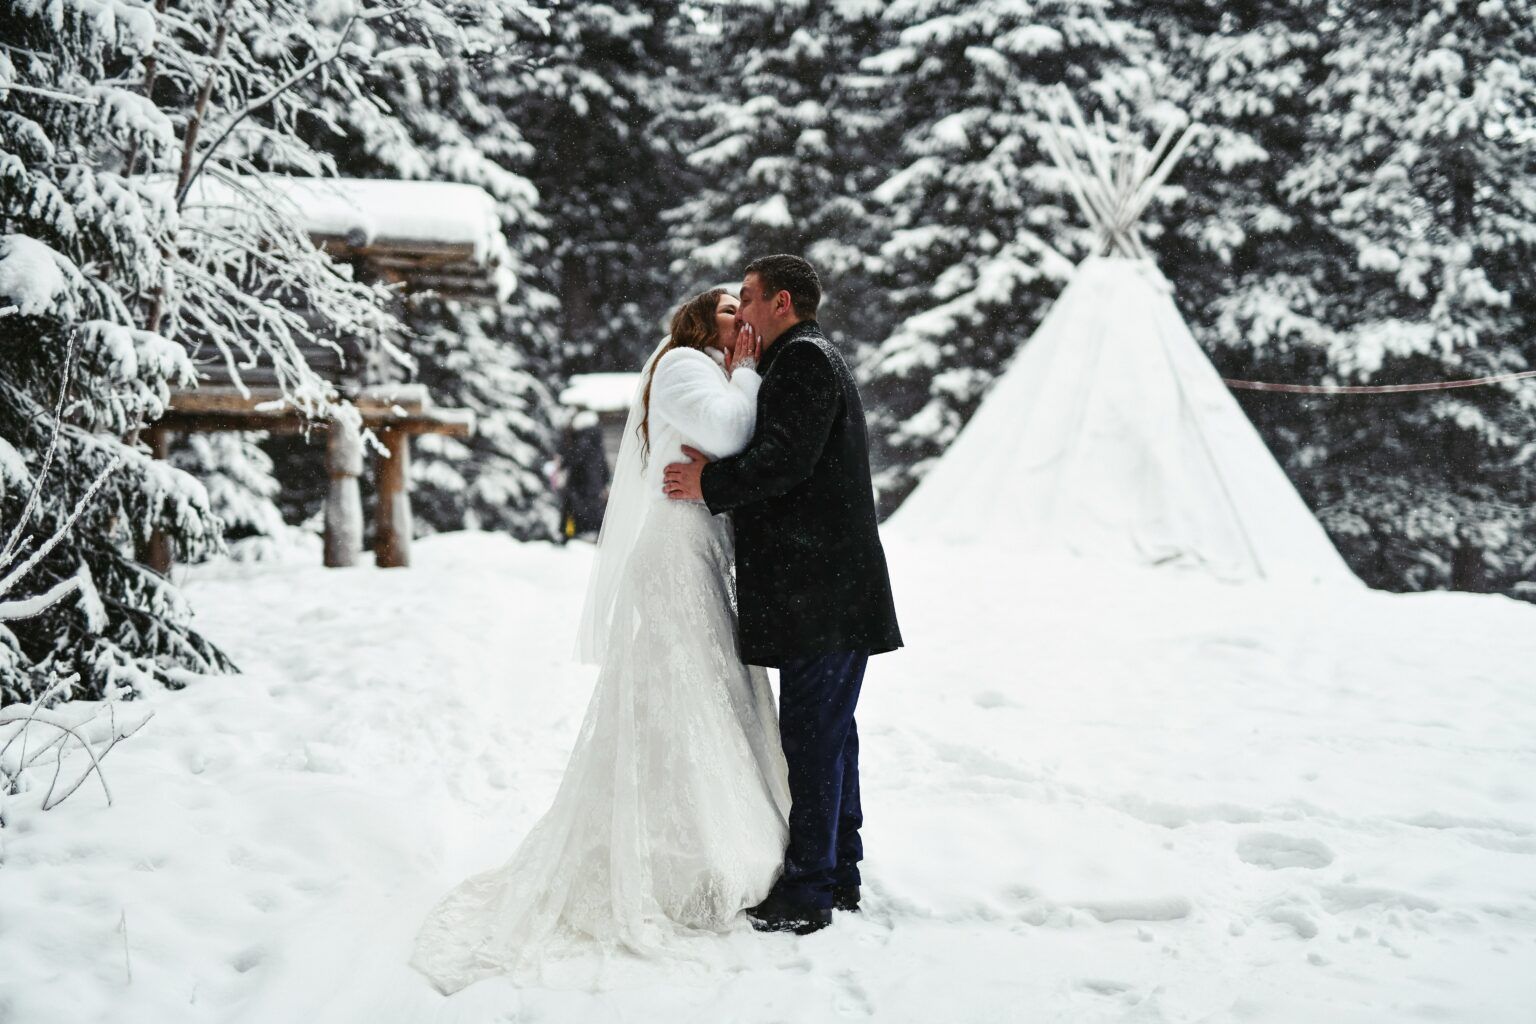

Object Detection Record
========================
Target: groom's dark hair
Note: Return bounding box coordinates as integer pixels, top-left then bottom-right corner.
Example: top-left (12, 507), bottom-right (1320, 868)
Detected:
top-left (744, 254), bottom-right (821, 319)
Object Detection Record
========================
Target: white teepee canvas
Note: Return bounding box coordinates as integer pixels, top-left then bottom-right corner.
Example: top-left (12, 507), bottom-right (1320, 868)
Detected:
top-left (891, 93), bottom-right (1358, 585)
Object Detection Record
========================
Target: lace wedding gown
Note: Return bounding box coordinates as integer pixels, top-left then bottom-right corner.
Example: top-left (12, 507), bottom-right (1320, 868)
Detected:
top-left (409, 345), bottom-right (790, 995)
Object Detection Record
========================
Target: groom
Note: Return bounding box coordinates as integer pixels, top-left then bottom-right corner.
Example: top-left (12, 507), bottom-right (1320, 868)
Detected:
top-left (663, 254), bottom-right (903, 934)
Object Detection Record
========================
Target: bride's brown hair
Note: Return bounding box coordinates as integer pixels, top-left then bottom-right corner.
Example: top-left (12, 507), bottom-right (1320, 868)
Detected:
top-left (638, 288), bottom-right (728, 457)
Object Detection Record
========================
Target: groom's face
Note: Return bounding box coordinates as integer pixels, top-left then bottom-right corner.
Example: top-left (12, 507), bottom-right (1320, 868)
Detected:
top-left (737, 273), bottom-right (777, 341)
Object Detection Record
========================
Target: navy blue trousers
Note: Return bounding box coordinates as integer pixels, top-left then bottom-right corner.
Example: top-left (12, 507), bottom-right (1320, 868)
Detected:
top-left (773, 650), bottom-right (868, 910)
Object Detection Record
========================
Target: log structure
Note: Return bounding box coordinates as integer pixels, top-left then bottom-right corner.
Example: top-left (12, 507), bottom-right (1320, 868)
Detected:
top-left (150, 386), bottom-right (473, 571)
top-left (374, 428), bottom-right (413, 569)
top-left (324, 414), bottom-right (365, 569)
top-left (147, 176), bottom-right (498, 572)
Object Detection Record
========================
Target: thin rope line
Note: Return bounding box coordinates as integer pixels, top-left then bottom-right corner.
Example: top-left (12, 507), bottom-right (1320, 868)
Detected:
top-left (1223, 370), bottom-right (1536, 395)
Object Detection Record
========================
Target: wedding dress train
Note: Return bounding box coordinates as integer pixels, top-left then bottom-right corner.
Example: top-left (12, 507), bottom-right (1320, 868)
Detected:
top-left (409, 344), bottom-right (789, 994)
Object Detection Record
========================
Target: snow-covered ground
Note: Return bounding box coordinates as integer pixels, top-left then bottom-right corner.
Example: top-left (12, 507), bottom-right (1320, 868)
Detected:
top-left (3, 532), bottom-right (1534, 1023)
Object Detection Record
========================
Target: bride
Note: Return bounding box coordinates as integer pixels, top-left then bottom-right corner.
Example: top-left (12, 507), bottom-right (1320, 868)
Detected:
top-left (409, 289), bottom-right (791, 994)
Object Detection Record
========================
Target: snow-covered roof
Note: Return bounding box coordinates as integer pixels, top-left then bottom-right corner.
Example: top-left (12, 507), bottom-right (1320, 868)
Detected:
top-left (264, 177), bottom-right (504, 261)
top-left (560, 373), bottom-right (641, 413)
top-left (167, 175), bottom-right (505, 262)
top-left (154, 174), bottom-right (513, 302)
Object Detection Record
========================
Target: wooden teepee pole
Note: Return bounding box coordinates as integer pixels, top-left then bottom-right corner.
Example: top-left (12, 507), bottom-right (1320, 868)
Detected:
top-left (1040, 113), bottom-right (1119, 242)
top-left (1121, 125), bottom-right (1200, 231)
top-left (1040, 86), bottom-right (1200, 259)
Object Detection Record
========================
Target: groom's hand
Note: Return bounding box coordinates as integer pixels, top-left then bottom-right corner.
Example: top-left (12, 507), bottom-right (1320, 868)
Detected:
top-left (663, 446), bottom-right (711, 502)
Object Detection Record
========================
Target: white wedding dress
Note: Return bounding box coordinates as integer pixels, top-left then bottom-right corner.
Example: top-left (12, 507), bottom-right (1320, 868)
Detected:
top-left (409, 343), bottom-right (790, 995)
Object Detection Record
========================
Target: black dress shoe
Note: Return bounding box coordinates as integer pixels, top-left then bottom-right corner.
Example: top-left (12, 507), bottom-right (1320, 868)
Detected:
top-left (832, 883), bottom-right (861, 914)
top-left (747, 892), bottom-right (832, 935)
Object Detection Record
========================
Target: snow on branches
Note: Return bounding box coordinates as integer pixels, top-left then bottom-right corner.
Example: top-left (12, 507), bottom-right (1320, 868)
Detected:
top-left (1, 0), bottom-right (557, 701)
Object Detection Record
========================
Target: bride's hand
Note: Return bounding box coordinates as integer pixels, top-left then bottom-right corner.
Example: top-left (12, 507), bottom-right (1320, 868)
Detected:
top-left (728, 322), bottom-right (761, 374)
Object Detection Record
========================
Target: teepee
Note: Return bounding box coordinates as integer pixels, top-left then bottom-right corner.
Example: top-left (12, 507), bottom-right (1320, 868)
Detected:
top-left (891, 92), bottom-right (1358, 586)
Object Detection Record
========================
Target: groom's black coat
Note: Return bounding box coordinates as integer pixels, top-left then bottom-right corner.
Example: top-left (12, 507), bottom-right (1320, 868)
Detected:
top-left (701, 320), bottom-right (903, 667)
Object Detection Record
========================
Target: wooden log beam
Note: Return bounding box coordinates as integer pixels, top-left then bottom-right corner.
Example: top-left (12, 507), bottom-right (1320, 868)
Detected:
top-left (374, 429), bottom-right (412, 569)
top-left (310, 235), bottom-right (480, 263)
top-left (324, 414), bottom-right (364, 568)
top-left (364, 408), bottom-right (475, 436)
top-left (154, 413), bottom-right (320, 435)
top-left (155, 407), bottom-right (473, 437)
top-left (168, 385), bottom-right (430, 416)
top-left (159, 385), bottom-right (471, 438)
top-left (391, 277), bottom-right (504, 298)
top-left (364, 255), bottom-right (489, 274)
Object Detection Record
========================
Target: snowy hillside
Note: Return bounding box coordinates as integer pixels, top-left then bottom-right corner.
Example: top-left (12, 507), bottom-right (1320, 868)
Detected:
top-left (2, 533), bottom-right (1534, 1023)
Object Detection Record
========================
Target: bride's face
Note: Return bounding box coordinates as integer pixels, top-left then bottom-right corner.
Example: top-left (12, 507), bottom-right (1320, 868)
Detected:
top-left (713, 293), bottom-right (740, 351)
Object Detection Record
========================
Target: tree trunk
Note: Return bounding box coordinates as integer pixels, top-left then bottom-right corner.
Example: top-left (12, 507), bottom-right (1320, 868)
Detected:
top-left (1450, 529), bottom-right (1488, 593)
top-left (143, 426), bottom-right (173, 574)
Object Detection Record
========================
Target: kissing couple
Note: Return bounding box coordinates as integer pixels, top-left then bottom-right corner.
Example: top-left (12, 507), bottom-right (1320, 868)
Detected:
top-left (410, 254), bottom-right (903, 994)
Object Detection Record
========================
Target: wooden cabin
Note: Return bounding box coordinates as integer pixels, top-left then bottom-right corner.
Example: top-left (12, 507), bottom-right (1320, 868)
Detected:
top-left (550, 374), bottom-right (638, 539)
top-left (559, 372), bottom-right (641, 471)
top-left (147, 177), bottom-right (504, 571)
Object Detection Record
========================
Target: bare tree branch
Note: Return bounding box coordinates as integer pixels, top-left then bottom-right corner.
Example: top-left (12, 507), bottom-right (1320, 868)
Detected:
top-left (0, 329), bottom-right (79, 569)
top-left (177, 7), bottom-right (381, 209)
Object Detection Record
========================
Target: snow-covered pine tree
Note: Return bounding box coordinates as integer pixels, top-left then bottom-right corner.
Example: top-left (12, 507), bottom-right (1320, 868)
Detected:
top-left (1128, 3), bottom-right (1342, 548)
top-left (664, 0), bottom-right (890, 358)
top-left (1130, 0), bottom-right (1332, 334)
top-left (1142, 1), bottom-right (1536, 596)
top-left (122, 0), bottom-right (428, 561)
top-left (512, 0), bottom-right (692, 372)
top-left (853, 0), bottom-right (1151, 513)
top-left (1293, 1), bottom-right (1536, 595)
top-left (167, 434), bottom-right (285, 559)
top-left (288, 0), bottom-right (563, 540)
top-left (0, 0), bottom-right (469, 702)
top-left (406, 300), bottom-right (561, 539)
top-left (144, 2), bottom-right (402, 404)
top-left (1, 2), bottom-right (230, 703)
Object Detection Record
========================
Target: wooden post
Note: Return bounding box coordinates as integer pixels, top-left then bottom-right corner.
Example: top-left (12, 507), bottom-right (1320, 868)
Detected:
top-left (144, 426), bottom-right (173, 574)
top-left (324, 414), bottom-right (364, 568)
top-left (374, 428), bottom-right (412, 568)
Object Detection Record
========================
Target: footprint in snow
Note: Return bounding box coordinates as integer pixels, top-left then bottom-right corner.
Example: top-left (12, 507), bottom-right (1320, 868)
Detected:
top-left (834, 969), bottom-right (874, 1017)
top-left (1236, 832), bottom-right (1335, 870)
top-left (230, 945), bottom-right (266, 973)
top-left (1262, 905), bottom-right (1319, 940)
